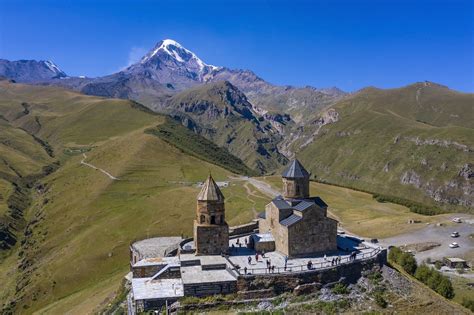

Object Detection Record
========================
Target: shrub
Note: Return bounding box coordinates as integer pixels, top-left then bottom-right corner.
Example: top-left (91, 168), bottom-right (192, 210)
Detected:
top-left (332, 283), bottom-right (350, 294)
top-left (434, 261), bottom-right (443, 270)
top-left (436, 278), bottom-right (454, 299)
top-left (399, 253), bottom-right (417, 275)
top-left (372, 194), bottom-right (445, 215)
top-left (415, 264), bottom-right (432, 283)
top-left (390, 247), bottom-right (455, 300)
top-left (388, 247), bottom-right (402, 262)
top-left (426, 271), bottom-right (443, 290)
top-left (367, 270), bottom-right (384, 285)
top-left (374, 292), bottom-right (388, 308)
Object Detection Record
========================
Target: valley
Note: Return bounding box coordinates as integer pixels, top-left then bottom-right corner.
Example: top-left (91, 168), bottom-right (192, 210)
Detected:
top-left (0, 39), bottom-right (472, 314)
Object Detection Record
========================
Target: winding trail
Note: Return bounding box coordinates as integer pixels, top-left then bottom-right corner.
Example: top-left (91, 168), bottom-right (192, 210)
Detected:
top-left (80, 153), bottom-right (119, 180)
top-left (231, 176), bottom-right (279, 198)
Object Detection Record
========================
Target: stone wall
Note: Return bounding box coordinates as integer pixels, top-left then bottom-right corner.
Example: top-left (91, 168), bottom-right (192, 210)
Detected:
top-left (229, 220), bottom-right (259, 236)
top-left (184, 281), bottom-right (237, 297)
top-left (287, 207), bottom-right (338, 257)
top-left (237, 249), bottom-right (387, 294)
top-left (194, 222), bottom-right (229, 255)
top-left (132, 265), bottom-right (164, 278)
top-left (283, 177), bottom-right (309, 199)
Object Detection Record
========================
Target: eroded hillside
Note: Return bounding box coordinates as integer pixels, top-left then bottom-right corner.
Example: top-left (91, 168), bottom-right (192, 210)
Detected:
top-left (293, 82), bottom-right (473, 211)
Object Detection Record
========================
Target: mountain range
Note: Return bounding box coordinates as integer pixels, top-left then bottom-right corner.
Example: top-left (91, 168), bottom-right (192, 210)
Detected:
top-left (0, 39), bottom-right (472, 210)
top-left (0, 38), bottom-right (473, 314)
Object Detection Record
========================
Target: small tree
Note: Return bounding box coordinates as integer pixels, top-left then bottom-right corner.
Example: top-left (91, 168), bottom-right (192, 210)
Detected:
top-left (436, 278), bottom-right (454, 299)
top-left (426, 271), bottom-right (443, 290)
top-left (399, 253), bottom-right (417, 275)
top-left (415, 264), bottom-right (432, 283)
top-left (388, 247), bottom-right (402, 262)
top-left (434, 261), bottom-right (443, 270)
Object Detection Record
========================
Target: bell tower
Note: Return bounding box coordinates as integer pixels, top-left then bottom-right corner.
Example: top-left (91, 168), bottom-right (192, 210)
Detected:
top-left (193, 175), bottom-right (229, 255)
top-left (282, 159), bottom-right (310, 199)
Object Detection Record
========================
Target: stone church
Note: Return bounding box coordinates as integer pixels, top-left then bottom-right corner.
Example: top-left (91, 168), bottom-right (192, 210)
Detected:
top-left (193, 175), bottom-right (229, 255)
top-left (259, 159), bottom-right (338, 257)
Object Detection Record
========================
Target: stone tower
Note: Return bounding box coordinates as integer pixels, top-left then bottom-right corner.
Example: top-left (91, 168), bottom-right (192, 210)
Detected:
top-left (193, 175), bottom-right (229, 255)
top-left (282, 159), bottom-right (310, 199)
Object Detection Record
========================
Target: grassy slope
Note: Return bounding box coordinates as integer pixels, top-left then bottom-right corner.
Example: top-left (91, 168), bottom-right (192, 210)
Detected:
top-left (0, 120), bottom-right (53, 177)
top-left (0, 82), bottom-right (266, 313)
top-left (166, 81), bottom-right (287, 173)
top-left (296, 83), bottom-right (473, 212)
top-left (145, 117), bottom-right (256, 176)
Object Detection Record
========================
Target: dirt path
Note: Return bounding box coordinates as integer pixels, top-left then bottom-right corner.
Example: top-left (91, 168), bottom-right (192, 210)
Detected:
top-left (243, 183), bottom-right (258, 217)
top-left (232, 176), bottom-right (279, 198)
top-left (80, 153), bottom-right (119, 180)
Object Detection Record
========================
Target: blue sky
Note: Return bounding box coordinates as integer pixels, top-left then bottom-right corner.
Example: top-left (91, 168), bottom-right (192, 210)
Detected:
top-left (0, 0), bottom-right (472, 92)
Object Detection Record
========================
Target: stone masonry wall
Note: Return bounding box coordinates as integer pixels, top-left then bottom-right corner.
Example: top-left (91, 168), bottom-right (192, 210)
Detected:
top-left (237, 249), bottom-right (387, 294)
top-left (287, 209), bottom-right (338, 257)
top-left (194, 223), bottom-right (229, 255)
top-left (283, 177), bottom-right (309, 199)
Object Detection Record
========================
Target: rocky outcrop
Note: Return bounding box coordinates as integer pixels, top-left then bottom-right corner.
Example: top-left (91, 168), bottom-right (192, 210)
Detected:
top-left (459, 163), bottom-right (473, 179)
top-left (400, 168), bottom-right (473, 207)
top-left (276, 108), bottom-right (341, 159)
top-left (405, 136), bottom-right (472, 152)
top-left (401, 171), bottom-right (422, 188)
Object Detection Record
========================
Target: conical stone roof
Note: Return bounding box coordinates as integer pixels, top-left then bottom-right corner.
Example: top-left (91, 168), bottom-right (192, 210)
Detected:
top-left (197, 175), bottom-right (225, 201)
top-left (281, 159), bottom-right (310, 178)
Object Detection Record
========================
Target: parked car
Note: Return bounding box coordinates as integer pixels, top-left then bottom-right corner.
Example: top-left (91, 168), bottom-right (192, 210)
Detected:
top-left (449, 242), bottom-right (459, 248)
top-left (452, 217), bottom-right (462, 223)
top-left (451, 231), bottom-right (460, 238)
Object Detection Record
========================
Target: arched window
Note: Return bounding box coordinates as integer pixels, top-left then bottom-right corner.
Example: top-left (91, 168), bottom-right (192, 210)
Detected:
top-left (200, 215), bottom-right (205, 224)
top-left (210, 215), bottom-right (216, 224)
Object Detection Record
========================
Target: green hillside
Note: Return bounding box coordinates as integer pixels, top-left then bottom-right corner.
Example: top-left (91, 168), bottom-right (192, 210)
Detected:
top-left (295, 82), bottom-right (473, 212)
top-left (0, 81), bottom-right (263, 314)
top-left (163, 81), bottom-right (288, 173)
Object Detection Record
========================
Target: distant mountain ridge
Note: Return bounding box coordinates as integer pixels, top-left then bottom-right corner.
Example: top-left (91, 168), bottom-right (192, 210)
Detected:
top-left (0, 39), bottom-right (346, 117)
top-left (0, 59), bottom-right (67, 82)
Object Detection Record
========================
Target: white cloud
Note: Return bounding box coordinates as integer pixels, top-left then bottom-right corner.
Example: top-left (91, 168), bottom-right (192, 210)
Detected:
top-left (127, 46), bottom-right (148, 66)
top-left (118, 46), bottom-right (147, 71)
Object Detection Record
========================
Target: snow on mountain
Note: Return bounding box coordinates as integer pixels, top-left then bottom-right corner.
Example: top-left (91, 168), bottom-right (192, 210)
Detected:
top-left (43, 60), bottom-right (65, 75)
top-left (0, 59), bottom-right (67, 82)
top-left (139, 39), bottom-right (220, 75)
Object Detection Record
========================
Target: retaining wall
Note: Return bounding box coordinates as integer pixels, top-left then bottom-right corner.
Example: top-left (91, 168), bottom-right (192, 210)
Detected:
top-left (237, 249), bottom-right (387, 294)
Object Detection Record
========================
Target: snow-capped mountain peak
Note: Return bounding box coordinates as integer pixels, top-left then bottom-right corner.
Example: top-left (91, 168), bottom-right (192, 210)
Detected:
top-left (43, 60), bottom-right (65, 75)
top-left (140, 39), bottom-right (220, 74)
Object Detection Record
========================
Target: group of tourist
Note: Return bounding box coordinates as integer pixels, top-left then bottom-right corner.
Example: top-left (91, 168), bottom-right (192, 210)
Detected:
top-left (349, 251), bottom-right (358, 261)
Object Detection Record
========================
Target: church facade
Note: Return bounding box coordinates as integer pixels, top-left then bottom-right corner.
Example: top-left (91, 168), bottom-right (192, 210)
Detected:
top-left (259, 159), bottom-right (338, 257)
